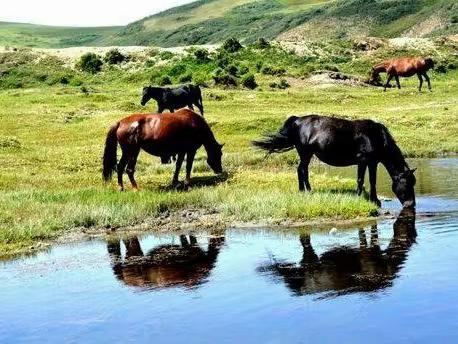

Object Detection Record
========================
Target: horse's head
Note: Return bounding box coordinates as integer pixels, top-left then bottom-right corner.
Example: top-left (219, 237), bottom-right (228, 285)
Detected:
top-left (424, 58), bottom-right (435, 70)
top-left (392, 168), bottom-right (417, 208)
top-left (207, 143), bottom-right (224, 174)
top-left (141, 86), bottom-right (162, 106)
top-left (140, 86), bottom-right (152, 106)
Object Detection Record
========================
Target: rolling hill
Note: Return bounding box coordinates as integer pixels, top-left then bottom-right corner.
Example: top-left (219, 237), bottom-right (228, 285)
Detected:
top-left (0, 22), bottom-right (120, 48)
top-left (1, 0), bottom-right (458, 48)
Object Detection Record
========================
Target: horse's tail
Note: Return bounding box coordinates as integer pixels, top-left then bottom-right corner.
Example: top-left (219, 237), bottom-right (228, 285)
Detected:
top-left (252, 116), bottom-right (298, 154)
top-left (102, 122), bottom-right (120, 182)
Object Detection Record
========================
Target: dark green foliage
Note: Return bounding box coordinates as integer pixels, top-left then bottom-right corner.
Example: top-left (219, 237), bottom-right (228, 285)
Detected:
top-left (222, 38), bottom-right (243, 53)
top-left (194, 48), bottom-right (210, 63)
top-left (213, 68), bottom-right (238, 87)
top-left (252, 37), bottom-right (270, 49)
top-left (158, 75), bottom-right (172, 86)
top-left (104, 49), bottom-right (126, 65)
top-left (179, 73), bottom-right (193, 83)
top-left (270, 79), bottom-right (290, 89)
top-left (77, 53), bottom-right (103, 74)
top-left (241, 73), bottom-right (257, 89)
top-left (159, 51), bottom-right (174, 60)
top-left (261, 65), bottom-right (286, 76)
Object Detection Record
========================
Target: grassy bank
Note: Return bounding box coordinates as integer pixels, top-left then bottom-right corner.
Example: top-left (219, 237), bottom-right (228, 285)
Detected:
top-left (1, 40), bottom-right (457, 255)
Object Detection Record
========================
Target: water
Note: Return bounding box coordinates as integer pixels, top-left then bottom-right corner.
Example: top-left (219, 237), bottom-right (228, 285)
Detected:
top-left (1, 158), bottom-right (458, 343)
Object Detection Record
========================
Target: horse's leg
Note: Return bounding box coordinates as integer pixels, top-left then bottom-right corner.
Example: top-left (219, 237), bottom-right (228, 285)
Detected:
top-left (124, 237), bottom-right (144, 258)
top-left (300, 234), bottom-right (319, 266)
top-left (417, 73), bottom-right (423, 91)
top-left (370, 224), bottom-right (380, 250)
top-left (117, 151), bottom-right (128, 191)
top-left (297, 151), bottom-right (313, 192)
top-left (384, 74), bottom-right (393, 91)
top-left (196, 99), bottom-right (204, 116)
top-left (126, 148), bottom-right (140, 191)
top-left (184, 150), bottom-right (197, 188)
top-left (172, 153), bottom-right (185, 187)
top-left (356, 163), bottom-right (367, 196)
top-left (368, 163), bottom-right (381, 207)
top-left (394, 75), bottom-right (401, 89)
top-left (423, 72), bottom-right (432, 91)
top-left (359, 229), bottom-right (367, 249)
top-left (189, 235), bottom-right (198, 245)
top-left (180, 234), bottom-right (190, 247)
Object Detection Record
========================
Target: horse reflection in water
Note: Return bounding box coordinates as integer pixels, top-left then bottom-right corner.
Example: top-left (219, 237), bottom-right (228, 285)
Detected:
top-left (107, 235), bottom-right (225, 290)
top-left (260, 208), bottom-right (416, 297)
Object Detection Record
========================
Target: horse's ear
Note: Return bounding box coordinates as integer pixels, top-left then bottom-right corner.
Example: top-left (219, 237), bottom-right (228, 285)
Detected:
top-left (410, 168), bottom-right (417, 174)
top-left (219, 143), bottom-right (225, 149)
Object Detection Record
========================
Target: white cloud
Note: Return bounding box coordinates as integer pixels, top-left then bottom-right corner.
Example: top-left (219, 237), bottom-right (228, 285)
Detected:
top-left (0, 0), bottom-right (195, 27)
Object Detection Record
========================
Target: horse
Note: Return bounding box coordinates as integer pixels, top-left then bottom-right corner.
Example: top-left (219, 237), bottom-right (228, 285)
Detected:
top-left (102, 108), bottom-right (223, 191)
top-left (258, 207), bottom-right (416, 297)
top-left (370, 57), bottom-right (434, 92)
top-left (107, 234), bottom-right (225, 290)
top-left (140, 84), bottom-right (205, 116)
top-left (253, 114), bottom-right (416, 208)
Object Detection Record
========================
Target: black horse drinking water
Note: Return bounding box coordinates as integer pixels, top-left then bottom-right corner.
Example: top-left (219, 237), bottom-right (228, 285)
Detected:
top-left (253, 114), bottom-right (416, 208)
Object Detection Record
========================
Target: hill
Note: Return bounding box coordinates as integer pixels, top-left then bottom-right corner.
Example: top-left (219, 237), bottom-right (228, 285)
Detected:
top-left (0, 22), bottom-right (120, 48)
top-left (111, 0), bottom-right (458, 46)
top-left (1, 0), bottom-right (458, 48)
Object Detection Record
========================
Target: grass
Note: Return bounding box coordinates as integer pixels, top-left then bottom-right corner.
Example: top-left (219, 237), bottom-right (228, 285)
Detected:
top-left (0, 22), bottom-right (120, 48)
top-left (1, 39), bottom-right (458, 256)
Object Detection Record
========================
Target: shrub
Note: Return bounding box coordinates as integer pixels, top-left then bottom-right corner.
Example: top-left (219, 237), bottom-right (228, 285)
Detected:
top-left (158, 51), bottom-right (174, 60)
top-left (179, 73), bottom-right (193, 83)
top-left (261, 65), bottom-right (286, 76)
top-left (226, 64), bottom-right (239, 76)
top-left (104, 49), bottom-right (126, 65)
top-left (238, 64), bottom-right (249, 75)
top-left (241, 73), bottom-right (257, 89)
top-left (212, 68), bottom-right (237, 87)
top-left (193, 72), bottom-right (209, 86)
top-left (252, 37), bottom-right (270, 49)
top-left (158, 75), bottom-right (172, 86)
top-left (270, 79), bottom-right (290, 89)
top-left (222, 38), bottom-right (243, 53)
top-left (194, 48), bottom-right (210, 63)
top-left (77, 53), bottom-right (103, 74)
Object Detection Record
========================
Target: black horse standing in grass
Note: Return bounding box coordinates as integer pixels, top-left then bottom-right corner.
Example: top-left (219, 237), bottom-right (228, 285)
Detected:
top-left (253, 114), bottom-right (416, 208)
top-left (140, 84), bottom-right (204, 116)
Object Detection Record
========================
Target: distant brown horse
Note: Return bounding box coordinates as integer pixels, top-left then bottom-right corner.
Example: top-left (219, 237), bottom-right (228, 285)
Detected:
top-left (370, 57), bottom-right (434, 91)
top-left (102, 108), bottom-right (223, 191)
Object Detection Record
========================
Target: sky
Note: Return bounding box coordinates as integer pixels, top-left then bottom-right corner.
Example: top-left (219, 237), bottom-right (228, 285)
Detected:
top-left (0, 0), bottom-right (195, 27)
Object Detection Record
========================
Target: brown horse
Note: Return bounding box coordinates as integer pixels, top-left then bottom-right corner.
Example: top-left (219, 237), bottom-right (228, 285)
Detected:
top-left (370, 57), bottom-right (434, 91)
top-left (102, 108), bottom-right (223, 191)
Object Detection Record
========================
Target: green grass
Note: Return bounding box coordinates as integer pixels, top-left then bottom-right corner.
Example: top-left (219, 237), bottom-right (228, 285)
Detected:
top-left (1, 40), bottom-right (458, 256)
top-left (0, 22), bottom-right (120, 48)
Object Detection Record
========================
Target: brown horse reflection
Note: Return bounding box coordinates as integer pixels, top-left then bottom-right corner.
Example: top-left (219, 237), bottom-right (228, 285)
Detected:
top-left (107, 234), bottom-right (225, 290)
top-left (259, 208), bottom-right (416, 297)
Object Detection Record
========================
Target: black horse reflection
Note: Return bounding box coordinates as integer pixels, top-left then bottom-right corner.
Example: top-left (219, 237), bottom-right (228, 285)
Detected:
top-left (259, 208), bottom-right (416, 297)
top-left (107, 234), bottom-right (225, 290)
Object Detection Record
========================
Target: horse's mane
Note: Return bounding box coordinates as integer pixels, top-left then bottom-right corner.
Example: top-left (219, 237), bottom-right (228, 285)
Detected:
top-left (379, 124), bottom-right (408, 171)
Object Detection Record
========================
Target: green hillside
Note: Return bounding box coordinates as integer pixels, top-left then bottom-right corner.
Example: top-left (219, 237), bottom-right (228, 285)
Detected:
top-left (0, 22), bottom-right (120, 48)
top-left (1, 0), bottom-right (458, 48)
top-left (111, 0), bottom-right (458, 46)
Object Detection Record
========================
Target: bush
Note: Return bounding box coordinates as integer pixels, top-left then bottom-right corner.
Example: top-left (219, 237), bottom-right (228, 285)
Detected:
top-left (212, 68), bottom-right (238, 87)
top-left (252, 37), bottom-right (270, 49)
top-left (179, 73), bottom-right (193, 83)
top-left (226, 64), bottom-right (239, 76)
top-left (104, 49), bottom-right (126, 65)
top-left (241, 74), bottom-right (257, 89)
top-left (222, 38), bottom-right (243, 53)
top-left (261, 65), bottom-right (286, 76)
top-left (159, 51), bottom-right (174, 60)
top-left (194, 48), bottom-right (210, 63)
top-left (238, 64), bottom-right (249, 75)
top-left (270, 79), bottom-right (290, 89)
top-left (158, 75), bottom-right (172, 86)
top-left (77, 53), bottom-right (103, 74)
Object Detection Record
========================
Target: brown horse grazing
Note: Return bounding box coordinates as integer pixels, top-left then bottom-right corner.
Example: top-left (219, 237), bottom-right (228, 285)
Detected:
top-left (370, 57), bottom-right (434, 91)
top-left (102, 108), bottom-right (223, 191)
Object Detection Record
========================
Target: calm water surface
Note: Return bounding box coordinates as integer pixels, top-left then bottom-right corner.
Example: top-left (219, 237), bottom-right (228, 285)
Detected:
top-left (1, 158), bottom-right (458, 343)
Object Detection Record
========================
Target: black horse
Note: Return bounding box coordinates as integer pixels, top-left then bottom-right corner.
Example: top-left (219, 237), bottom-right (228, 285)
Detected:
top-left (253, 114), bottom-right (416, 208)
top-left (140, 84), bottom-right (204, 116)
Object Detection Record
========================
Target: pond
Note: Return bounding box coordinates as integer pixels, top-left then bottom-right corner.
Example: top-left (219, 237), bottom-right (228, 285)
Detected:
top-left (1, 158), bottom-right (458, 343)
